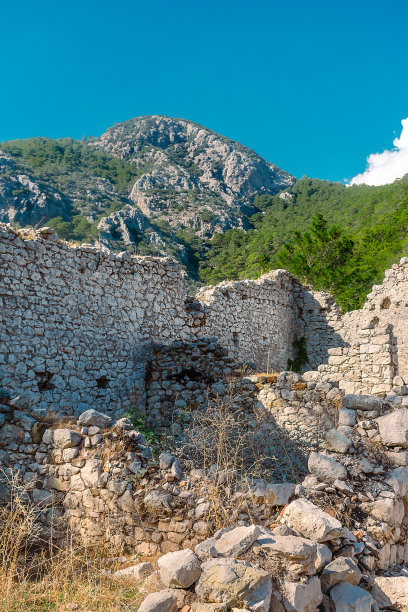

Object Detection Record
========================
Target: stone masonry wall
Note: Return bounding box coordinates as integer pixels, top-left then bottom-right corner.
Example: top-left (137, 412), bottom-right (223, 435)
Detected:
top-left (310, 258), bottom-right (408, 394)
top-left (196, 270), bottom-right (298, 372)
top-left (0, 225), bottom-right (191, 417)
top-left (0, 226), bottom-right (300, 415)
top-left (1, 222), bottom-right (408, 415)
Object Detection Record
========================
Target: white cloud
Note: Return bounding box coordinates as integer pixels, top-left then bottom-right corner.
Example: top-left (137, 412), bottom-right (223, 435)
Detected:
top-left (349, 117), bottom-right (408, 186)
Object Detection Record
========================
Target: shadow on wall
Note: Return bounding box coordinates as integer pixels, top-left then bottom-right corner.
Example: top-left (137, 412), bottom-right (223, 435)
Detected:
top-left (297, 291), bottom-right (350, 370)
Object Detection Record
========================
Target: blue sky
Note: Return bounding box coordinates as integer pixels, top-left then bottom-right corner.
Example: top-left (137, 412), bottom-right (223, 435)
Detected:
top-left (1, 0), bottom-right (408, 182)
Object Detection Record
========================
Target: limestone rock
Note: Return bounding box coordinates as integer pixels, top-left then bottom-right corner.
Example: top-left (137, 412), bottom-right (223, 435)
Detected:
top-left (138, 589), bottom-right (178, 612)
top-left (314, 543), bottom-right (332, 573)
top-left (253, 533), bottom-right (319, 576)
top-left (191, 604), bottom-right (228, 612)
top-left (160, 452), bottom-right (175, 469)
top-left (386, 467), bottom-right (408, 497)
top-left (282, 499), bottom-right (342, 542)
top-left (53, 429), bottom-right (82, 449)
top-left (320, 557), bottom-right (362, 593)
top-left (343, 394), bottom-right (384, 411)
top-left (376, 410), bottom-right (408, 447)
top-left (196, 558), bottom-right (272, 612)
top-left (144, 489), bottom-right (173, 515)
top-left (338, 409), bottom-right (356, 427)
top-left (78, 409), bottom-right (112, 428)
top-left (195, 525), bottom-right (260, 560)
top-left (324, 429), bottom-right (351, 454)
top-left (372, 576), bottom-right (408, 611)
top-left (113, 562), bottom-right (154, 579)
top-left (281, 576), bottom-right (322, 612)
top-left (330, 582), bottom-right (373, 612)
top-left (80, 459), bottom-right (102, 487)
top-left (360, 497), bottom-right (404, 527)
top-left (158, 549), bottom-right (202, 588)
top-left (308, 452), bottom-right (347, 482)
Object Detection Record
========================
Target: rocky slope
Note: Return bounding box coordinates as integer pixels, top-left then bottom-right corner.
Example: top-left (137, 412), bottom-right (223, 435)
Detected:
top-left (90, 115), bottom-right (295, 238)
top-left (0, 117), bottom-right (294, 269)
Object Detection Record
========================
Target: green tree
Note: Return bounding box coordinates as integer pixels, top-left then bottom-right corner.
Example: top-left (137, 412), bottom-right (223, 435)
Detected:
top-left (277, 214), bottom-right (355, 293)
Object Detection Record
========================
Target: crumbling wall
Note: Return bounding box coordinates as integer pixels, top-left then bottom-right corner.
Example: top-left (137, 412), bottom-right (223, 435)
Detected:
top-left (311, 258), bottom-right (408, 394)
top-left (0, 225), bottom-right (191, 417)
top-left (0, 226), bottom-right (302, 415)
top-left (196, 270), bottom-right (297, 371)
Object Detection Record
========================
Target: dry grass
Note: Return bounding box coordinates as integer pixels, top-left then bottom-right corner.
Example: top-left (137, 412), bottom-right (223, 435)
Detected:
top-left (0, 471), bottom-right (148, 611)
top-left (171, 395), bottom-right (307, 530)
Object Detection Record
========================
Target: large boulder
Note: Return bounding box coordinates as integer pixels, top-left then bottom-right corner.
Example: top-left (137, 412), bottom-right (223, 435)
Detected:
top-left (281, 576), bottom-right (322, 612)
top-left (195, 525), bottom-right (260, 560)
top-left (320, 557), bottom-right (362, 593)
top-left (138, 590), bottom-right (178, 612)
top-left (371, 576), bottom-right (408, 611)
top-left (282, 499), bottom-right (342, 542)
top-left (324, 429), bottom-right (352, 454)
top-left (330, 582), bottom-right (373, 611)
top-left (376, 410), bottom-right (408, 447)
top-left (53, 429), bottom-right (82, 449)
top-left (253, 533), bottom-right (320, 576)
top-left (195, 558), bottom-right (272, 612)
top-left (308, 452), bottom-right (347, 482)
top-left (78, 409), bottom-right (112, 428)
top-left (158, 549), bottom-right (202, 588)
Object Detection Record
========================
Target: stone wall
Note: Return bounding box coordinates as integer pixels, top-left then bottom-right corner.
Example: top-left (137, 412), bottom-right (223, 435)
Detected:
top-left (310, 258), bottom-right (408, 394)
top-left (1, 222), bottom-right (408, 416)
top-left (3, 381), bottom-right (408, 574)
top-left (0, 225), bottom-right (300, 415)
top-left (196, 271), bottom-right (298, 371)
top-left (0, 224), bottom-right (192, 416)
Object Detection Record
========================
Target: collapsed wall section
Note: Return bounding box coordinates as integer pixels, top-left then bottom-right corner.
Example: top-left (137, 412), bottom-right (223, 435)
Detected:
top-left (0, 225), bottom-right (190, 416)
top-left (312, 258), bottom-right (408, 394)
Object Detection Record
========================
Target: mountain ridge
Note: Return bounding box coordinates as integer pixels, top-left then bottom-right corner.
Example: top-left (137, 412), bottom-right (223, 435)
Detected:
top-left (0, 115), bottom-right (294, 271)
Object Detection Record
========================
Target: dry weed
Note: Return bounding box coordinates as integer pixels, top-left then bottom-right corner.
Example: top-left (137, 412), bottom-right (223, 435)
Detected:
top-left (0, 471), bottom-right (148, 611)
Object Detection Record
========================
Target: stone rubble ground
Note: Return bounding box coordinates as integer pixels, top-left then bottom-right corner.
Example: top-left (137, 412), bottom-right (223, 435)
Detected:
top-left (3, 376), bottom-right (408, 610)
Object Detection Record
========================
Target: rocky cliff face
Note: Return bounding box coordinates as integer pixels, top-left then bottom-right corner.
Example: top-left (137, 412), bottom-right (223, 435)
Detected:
top-left (0, 116), bottom-right (294, 267)
top-left (90, 115), bottom-right (295, 238)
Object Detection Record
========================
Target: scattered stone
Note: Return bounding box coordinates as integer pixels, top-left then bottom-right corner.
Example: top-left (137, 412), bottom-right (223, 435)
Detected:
top-left (282, 499), bottom-right (342, 542)
top-left (78, 409), bottom-right (112, 428)
top-left (113, 562), bottom-right (154, 579)
top-left (329, 582), bottom-right (373, 612)
top-left (325, 429), bottom-right (352, 454)
top-left (196, 558), bottom-right (272, 612)
top-left (138, 590), bottom-right (178, 612)
top-left (371, 576), bottom-right (408, 611)
top-left (377, 410), bottom-right (408, 447)
top-left (253, 533), bottom-right (319, 576)
top-left (53, 429), bottom-right (82, 449)
top-left (320, 557), bottom-right (362, 593)
top-left (158, 549), bottom-right (202, 588)
top-left (308, 452), bottom-right (347, 482)
top-left (281, 576), bottom-right (322, 612)
top-left (195, 525), bottom-right (260, 560)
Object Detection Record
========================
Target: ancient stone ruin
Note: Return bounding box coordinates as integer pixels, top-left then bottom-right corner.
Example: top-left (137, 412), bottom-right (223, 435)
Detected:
top-left (1, 222), bottom-right (408, 611)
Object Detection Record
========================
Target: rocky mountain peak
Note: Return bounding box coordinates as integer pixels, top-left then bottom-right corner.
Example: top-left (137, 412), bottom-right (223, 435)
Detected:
top-left (90, 115), bottom-right (295, 237)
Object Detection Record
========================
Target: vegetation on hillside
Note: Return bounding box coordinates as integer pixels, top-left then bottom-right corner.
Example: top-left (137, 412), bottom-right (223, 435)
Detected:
top-left (200, 177), bottom-right (408, 311)
top-left (0, 137), bottom-right (138, 194)
top-left (2, 137), bottom-right (408, 310)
